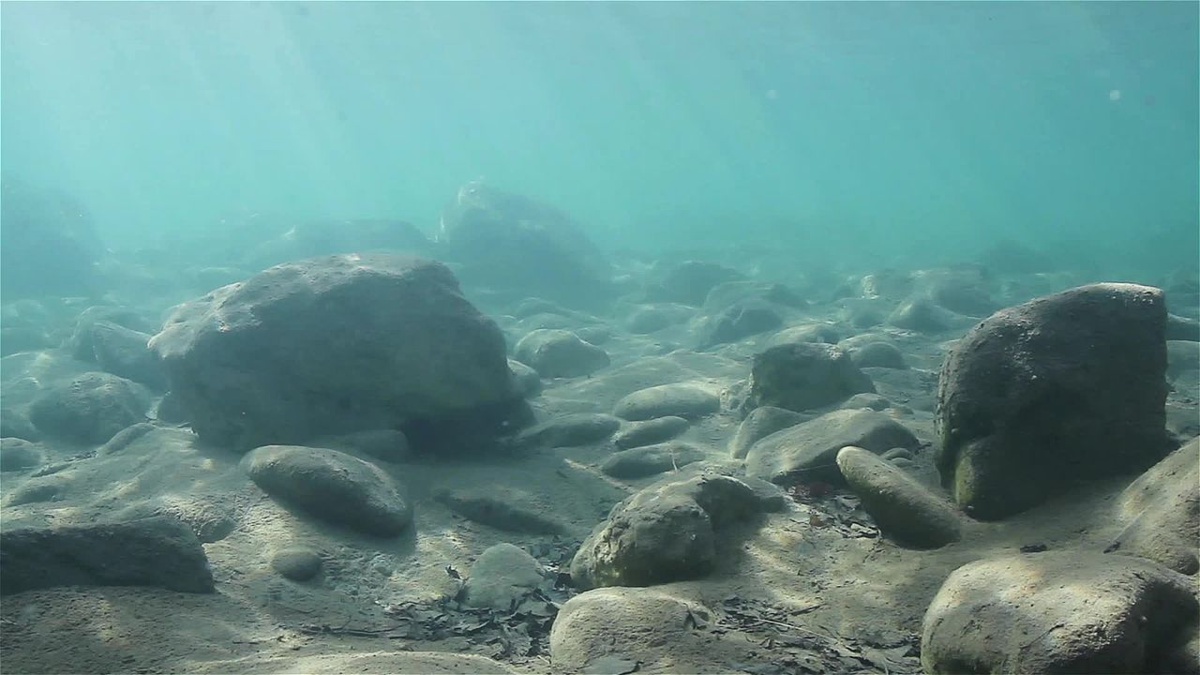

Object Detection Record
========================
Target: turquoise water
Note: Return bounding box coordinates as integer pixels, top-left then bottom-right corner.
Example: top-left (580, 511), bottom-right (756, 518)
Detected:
top-left (3, 1), bottom-right (1197, 275)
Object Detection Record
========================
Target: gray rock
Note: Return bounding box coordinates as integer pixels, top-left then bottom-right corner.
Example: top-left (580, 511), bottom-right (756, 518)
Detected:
top-left (4, 477), bottom-right (67, 506)
top-left (97, 422), bottom-right (157, 455)
top-left (936, 283), bottom-right (1175, 520)
top-left (746, 409), bottom-right (919, 484)
top-left (0, 437), bottom-right (42, 472)
top-left (837, 446), bottom-right (962, 549)
top-left (742, 342), bottom-right (876, 414)
top-left (600, 441), bottom-right (705, 479)
top-left (613, 416), bottom-right (690, 450)
top-left (435, 489), bottom-right (564, 535)
top-left (463, 543), bottom-right (546, 610)
top-left (518, 413), bottom-right (621, 448)
top-left (550, 588), bottom-right (724, 674)
top-left (438, 181), bottom-right (613, 309)
top-left (0, 517), bottom-right (214, 595)
top-left (575, 326), bottom-right (612, 346)
top-left (514, 329), bottom-right (610, 378)
top-left (150, 254), bottom-right (520, 451)
top-left (89, 321), bottom-right (167, 390)
top-left (848, 341), bottom-right (908, 370)
top-left (507, 358), bottom-right (543, 398)
top-left (1109, 438), bottom-right (1199, 575)
top-left (702, 280), bottom-right (804, 314)
top-left (729, 406), bottom-right (807, 460)
top-left (271, 547), bottom-right (323, 581)
top-left (68, 306), bottom-right (157, 362)
top-left (841, 392), bottom-right (891, 411)
top-left (921, 552), bottom-right (1198, 674)
top-left (512, 297), bottom-right (570, 319)
top-left (612, 383), bottom-right (720, 421)
top-left (697, 301), bottom-right (784, 348)
top-left (29, 372), bottom-right (151, 445)
top-left (242, 445), bottom-right (412, 537)
top-left (888, 296), bottom-right (954, 333)
top-left (570, 475), bottom-right (765, 589)
top-left (651, 261), bottom-right (744, 306)
top-left (768, 323), bottom-right (841, 347)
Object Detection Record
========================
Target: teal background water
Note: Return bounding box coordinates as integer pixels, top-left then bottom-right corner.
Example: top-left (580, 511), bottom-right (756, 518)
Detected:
top-left (3, 2), bottom-right (1197, 274)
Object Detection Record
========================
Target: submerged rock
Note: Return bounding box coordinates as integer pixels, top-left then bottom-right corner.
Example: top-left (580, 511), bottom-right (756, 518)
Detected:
top-left (741, 342), bottom-right (875, 414)
top-left (921, 552), bottom-right (1198, 674)
top-left (271, 547), bottom-right (324, 581)
top-left (1109, 438), bottom-right (1199, 575)
top-left (612, 383), bottom-right (720, 421)
top-left (0, 437), bottom-right (43, 472)
top-left (517, 413), bottom-right (621, 448)
top-left (848, 341), bottom-right (908, 370)
top-left (570, 475), bottom-right (766, 590)
top-left (745, 409), bottom-right (919, 485)
top-left (649, 260), bottom-right (744, 306)
top-left (728, 406), bottom-right (807, 460)
top-left (513, 329), bottom-right (610, 378)
top-left (600, 441), bottom-right (705, 479)
top-left (463, 543), bottom-right (547, 610)
top-left (150, 254), bottom-right (521, 451)
top-left (613, 416), bottom-right (690, 450)
top-left (0, 517), bottom-right (214, 595)
top-left (242, 445), bottom-right (412, 537)
top-left (836, 446), bottom-right (962, 549)
top-left (28, 372), bottom-right (151, 445)
top-left (936, 283), bottom-right (1174, 520)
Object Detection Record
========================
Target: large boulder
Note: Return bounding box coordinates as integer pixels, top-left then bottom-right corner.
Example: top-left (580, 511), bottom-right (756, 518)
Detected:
top-left (936, 283), bottom-right (1175, 520)
top-left (0, 176), bottom-right (104, 299)
top-left (921, 553), bottom-right (1198, 674)
top-left (149, 254), bottom-right (523, 451)
top-left (437, 181), bottom-right (612, 308)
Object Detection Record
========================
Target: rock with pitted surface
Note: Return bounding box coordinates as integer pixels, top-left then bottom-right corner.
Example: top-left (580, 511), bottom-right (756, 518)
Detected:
top-left (921, 552), bottom-right (1198, 674)
top-left (149, 254), bottom-right (523, 451)
top-left (936, 283), bottom-right (1175, 520)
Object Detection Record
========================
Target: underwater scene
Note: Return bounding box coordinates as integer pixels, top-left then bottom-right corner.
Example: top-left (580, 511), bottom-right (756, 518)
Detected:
top-left (1, 2), bottom-right (1198, 674)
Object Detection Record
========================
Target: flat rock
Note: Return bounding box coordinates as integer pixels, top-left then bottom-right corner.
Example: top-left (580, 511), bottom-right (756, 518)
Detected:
top-left (600, 441), bottom-right (705, 479)
top-left (728, 406), bottom-right (807, 459)
top-left (921, 552), bottom-right (1199, 674)
top-left (0, 516), bottom-right (214, 595)
top-left (746, 408), bottom-right (919, 484)
top-left (463, 543), bottom-right (547, 610)
top-left (612, 383), bottom-right (720, 421)
top-left (517, 413), bottom-right (621, 448)
top-left (837, 446), bottom-right (962, 549)
top-left (241, 445), bottom-right (411, 537)
top-left (613, 416), bottom-right (690, 450)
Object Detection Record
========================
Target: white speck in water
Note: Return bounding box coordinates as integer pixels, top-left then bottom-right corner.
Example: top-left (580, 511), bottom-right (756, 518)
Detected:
top-left (1108, 89), bottom-right (1122, 102)
top-left (765, 89), bottom-right (778, 100)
